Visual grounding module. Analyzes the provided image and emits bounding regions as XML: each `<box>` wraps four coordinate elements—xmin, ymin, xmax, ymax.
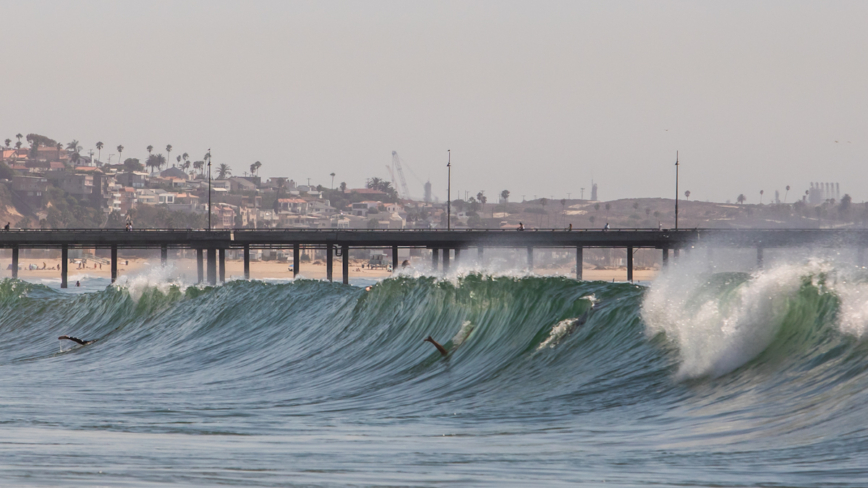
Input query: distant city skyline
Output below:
<box><xmin>2</xmin><ymin>1</ymin><xmax>866</xmax><ymax>203</ymax></box>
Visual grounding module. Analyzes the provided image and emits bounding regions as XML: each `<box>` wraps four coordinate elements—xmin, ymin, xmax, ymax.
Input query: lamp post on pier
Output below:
<box><xmin>447</xmin><ymin>150</ymin><xmax>451</xmax><ymax>230</ymax></box>
<box><xmin>207</xmin><ymin>149</ymin><xmax>212</xmax><ymax>231</ymax></box>
<box><xmin>674</xmin><ymin>151</ymin><xmax>679</xmax><ymax>230</ymax></box>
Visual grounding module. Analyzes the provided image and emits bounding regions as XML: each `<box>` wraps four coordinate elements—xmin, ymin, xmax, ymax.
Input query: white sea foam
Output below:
<box><xmin>112</xmin><ymin>262</ymin><xmax>189</xmax><ymax>301</ymax></box>
<box><xmin>451</xmin><ymin>320</ymin><xmax>475</xmax><ymax>347</ymax></box>
<box><xmin>828</xmin><ymin>277</ymin><xmax>868</xmax><ymax>339</ymax></box>
<box><xmin>643</xmin><ymin>252</ymin><xmax>831</xmax><ymax>379</ymax></box>
<box><xmin>538</xmin><ymin>318</ymin><xmax>579</xmax><ymax>350</ymax></box>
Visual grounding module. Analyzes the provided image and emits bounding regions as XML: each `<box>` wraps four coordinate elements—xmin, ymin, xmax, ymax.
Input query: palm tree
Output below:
<box><xmin>217</xmin><ymin>163</ymin><xmax>232</xmax><ymax>179</ymax></box>
<box><xmin>330</xmin><ymin>172</ymin><xmax>336</xmax><ymax>189</ymax></box>
<box><xmin>193</xmin><ymin>160</ymin><xmax>204</xmax><ymax>176</ymax></box>
<box><xmin>117</xmin><ymin>145</ymin><xmax>124</xmax><ymax>165</ymax></box>
<box><xmin>176</xmin><ymin>155</ymin><xmax>182</xmax><ymax>166</ymax></box>
<box><xmin>15</xmin><ymin>134</ymin><xmax>22</xmax><ymax>144</ymax></box>
<box><xmin>759</xmin><ymin>190</ymin><xmax>764</xmax><ymax>204</ymax></box>
<box><xmin>501</xmin><ymin>189</ymin><xmax>510</xmax><ymax>203</ymax></box>
<box><xmin>147</xmin><ymin>145</ymin><xmax>153</xmax><ymax>156</ymax></box>
<box><xmin>737</xmin><ymin>194</ymin><xmax>746</xmax><ymax>205</ymax></box>
<box><xmin>182</xmin><ymin>152</ymin><xmax>189</xmax><ymax>165</ymax></box>
<box><xmin>253</xmin><ymin>161</ymin><xmax>262</xmax><ymax>175</ymax></box>
<box><xmin>785</xmin><ymin>185</ymin><xmax>790</xmax><ymax>203</ymax></box>
<box><xmin>250</xmin><ymin>162</ymin><xmax>257</xmax><ymax>176</ymax></box>
<box><xmin>684</xmin><ymin>190</ymin><xmax>690</xmax><ymax>201</ymax></box>
<box><xmin>165</xmin><ymin>144</ymin><xmax>172</xmax><ymax>168</ymax></box>
<box><xmin>15</xmin><ymin>141</ymin><xmax>22</xmax><ymax>150</ymax></box>
<box><xmin>66</xmin><ymin>140</ymin><xmax>79</xmax><ymax>151</ymax></box>
<box><xmin>95</xmin><ymin>141</ymin><xmax>104</xmax><ymax>164</ymax></box>
<box><xmin>4</xmin><ymin>139</ymin><xmax>10</xmax><ymax>148</ymax></box>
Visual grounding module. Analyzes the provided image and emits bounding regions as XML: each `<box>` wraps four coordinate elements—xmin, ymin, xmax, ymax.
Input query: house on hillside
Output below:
<box><xmin>160</xmin><ymin>166</ymin><xmax>188</xmax><ymax>180</ymax></box>
<box><xmin>278</xmin><ymin>198</ymin><xmax>309</xmax><ymax>214</ymax></box>
<box><xmin>351</xmin><ymin>201</ymin><xmax>381</xmax><ymax>216</ymax></box>
<box><xmin>116</xmin><ymin>171</ymin><xmax>149</xmax><ymax>189</ymax></box>
<box><xmin>308</xmin><ymin>199</ymin><xmax>336</xmax><ymax>215</ymax></box>
<box><xmin>10</xmin><ymin>175</ymin><xmax>49</xmax><ymax>208</ymax></box>
<box><xmin>326</xmin><ymin>215</ymin><xmax>351</xmax><ymax>229</ymax></box>
<box><xmin>237</xmin><ymin>176</ymin><xmax>261</xmax><ymax>188</ymax></box>
<box><xmin>1</xmin><ymin>149</ymin><xmax>28</xmax><ymax>162</ymax></box>
<box><xmin>256</xmin><ymin>208</ymin><xmax>280</xmax><ymax>228</ymax></box>
<box><xmin>60</xmin><ymin>174</ymin><xmax>93</xmax><ymax>196</ymax></box>
<box><xmin>212</xmin><ymin>203</ymin><xmax>236</xmax><ymax>229</ymax></box>
<box><xmin>164</xmin><ymin>177</ymin><xmax>189</xmax><ymax>189</ymax></box>
<box><xmin>229</xmin><ymin>177</ymin><xmax>257</xmax><ymax>193</ymax></box>
<box><xmin>211</xmin><ymin>180</ymin><xmax>231</xmax><ymax>191</ymax></box>
<box><xmin>33</xmin><ymin>146</ymin><xmax>68</xmax><ymax>162</ymax></box>
<box><xmin>118</xmin><ymin>187</ymin><xmax>136</xmax><ymax>214</ymax></box>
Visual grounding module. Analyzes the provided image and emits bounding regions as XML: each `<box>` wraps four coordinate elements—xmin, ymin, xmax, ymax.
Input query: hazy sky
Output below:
<box><xmin>2</xmin><ymin>1</ymin><xmax>866</xmax><ymax>203</ymax></box>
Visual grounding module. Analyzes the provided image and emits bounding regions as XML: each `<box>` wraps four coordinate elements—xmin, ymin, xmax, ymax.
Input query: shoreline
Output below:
<box><xmin>3</xmin><ymin>257</ymin><xmax>659</xmax><ymax>284</ymax></box>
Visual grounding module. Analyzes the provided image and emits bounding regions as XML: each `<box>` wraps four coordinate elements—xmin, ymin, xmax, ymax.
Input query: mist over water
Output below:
<box><xmin>2</xmin><ymin>250</ymin><xmax>868</xmax><ymax>486</ymax></box>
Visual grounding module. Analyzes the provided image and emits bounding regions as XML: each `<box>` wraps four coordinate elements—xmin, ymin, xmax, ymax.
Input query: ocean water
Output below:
<box><xmin>2</xmin><ymin>257</ymin><xmax>868</xmax><ymax>487</ymax></box>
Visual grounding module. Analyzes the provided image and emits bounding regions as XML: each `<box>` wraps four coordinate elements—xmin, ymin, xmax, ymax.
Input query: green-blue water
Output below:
<box><xmin>2</xmin><ymin>263</ymin><xmax>868</xmax><ymax>486</ymax></box>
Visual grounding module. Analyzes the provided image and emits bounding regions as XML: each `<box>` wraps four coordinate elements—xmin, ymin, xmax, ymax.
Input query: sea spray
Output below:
<box><xmin>643</xmin><ymin>259</ymin><xmax>833</xmax><ymax>379</ymax></box>
<box><xmin>537</xmin><ymin>318</ymin><xmax>579</xmax><ymax>350</ymax></box>
<box><xmin>451</xmin><ymin>320</ymin><xmax>475</xmax><ymax>347</ymax></box>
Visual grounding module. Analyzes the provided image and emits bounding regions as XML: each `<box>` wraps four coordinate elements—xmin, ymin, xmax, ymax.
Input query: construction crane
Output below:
<box><xmin>391</xmin><ymin>151</ymin><xmax>412</xmax><ymax>201</ymax></box>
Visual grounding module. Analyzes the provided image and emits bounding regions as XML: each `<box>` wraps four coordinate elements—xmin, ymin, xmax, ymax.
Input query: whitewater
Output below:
<box><xmin>2</xmin><ymin>253</ymin><xmax>868</xmax><ymax>486</ymax></box>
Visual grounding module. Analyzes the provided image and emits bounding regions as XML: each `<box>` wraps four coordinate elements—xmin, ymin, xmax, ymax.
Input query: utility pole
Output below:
<box><xmin>675</xmin><ymin>151</ymin><xmax>679</xmax><ymax>230</ymax></box>
<box><xmin>580</xmin><ymin>188</ymin><xmax>584</xmax><ymax>200</ymax></box>
<box><xmin>207</xmin><ymin>149</ymin><xmax>212</xmax><ymax>231</ymax></box>
<box><xmin>447</xmin><ymin>150</ymin><xmax>451</xmax><ymax>230</ymax></box>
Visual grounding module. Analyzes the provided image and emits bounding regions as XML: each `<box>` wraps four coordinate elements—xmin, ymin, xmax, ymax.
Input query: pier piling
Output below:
<box><xmin>243</xmin><ymin>245</ymin><xmax>250</xmax><ymax>280</ymax></box>
<box><xmin>326</xmin><ymin>245</ymin><xmax>333</xmax><ymax>282</ymax></box>
<box><xmin>219</xmin><ymin>248</ymin><xmax>226</xmax><ymax>283</ymax></box>
<box><xmin>61</xmin><ymin>245</ymin><xmax>68</xmax><ymax>288</ymax></box>
<box><xmin>111</xmin><ymin>245</ymin><xmax>118</xmax><ymax>283</ymax></box>
<box><xmin>11</xmin><ymin>245</ymin><xmax>18</xmax><ymax>279</ymax></box>
<box><xmin>207</xmin><ymin>248</ymin><xmax>216</xmax><ymax>285</ymax></box>
<box><xmin>576</xmin><ymin>246</ymin><xmax>583</xmax><ymax>280</ymax></box>
<box><xmin>197</xmin><ymin>249</ymin><xmax>204</xmax><ymax>284</ymax></box>
<box><xmin>627</xmin><ymin>246</ymin><xmax>634</xmax><ymax>282</ymax></box>
<box><xmin>343</xmin><ymin>245</ymin><xmax>350</xmax><ymax>284</ymax></box>
<box><xmin>293</xmin><ymin>243</ymin><xmax>300</xmax><ymax>278</ymax></box>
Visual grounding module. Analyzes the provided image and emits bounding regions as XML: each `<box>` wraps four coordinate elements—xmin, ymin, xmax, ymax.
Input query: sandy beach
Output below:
<box><xmin>4</xmin><ymin>255</ymin><xmax>658</xmax><ymax>284</ymax></box>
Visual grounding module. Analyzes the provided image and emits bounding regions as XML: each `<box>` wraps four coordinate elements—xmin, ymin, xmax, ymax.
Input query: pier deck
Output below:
<box><xmin>1</xmin><ymin>228</ymin><xmax>865</xmax><ymax>287</ymax></box>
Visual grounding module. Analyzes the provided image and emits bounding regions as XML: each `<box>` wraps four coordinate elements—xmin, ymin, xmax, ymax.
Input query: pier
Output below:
<box><xmin>1</xmin><ymin>228</ymin><xmax>866</xmax><ymax>287</ymax></box>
